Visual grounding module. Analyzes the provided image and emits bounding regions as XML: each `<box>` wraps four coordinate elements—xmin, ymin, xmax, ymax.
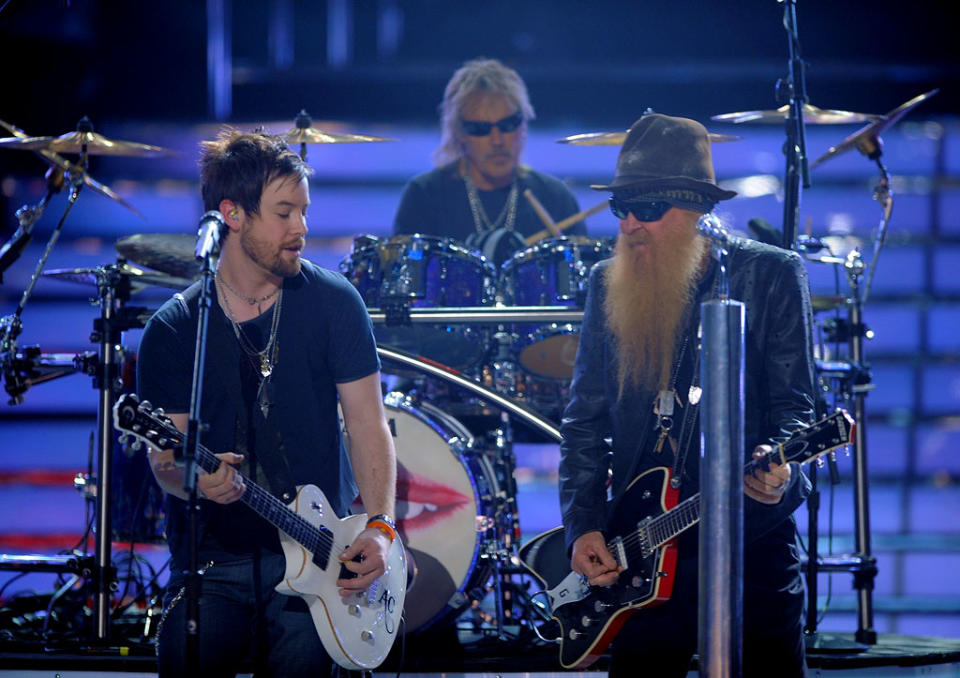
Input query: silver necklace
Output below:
<box><xmin>216</xmin><ymin>269</ymin><xmax>281</xmax><ymax>309</ymax></box>
<box><xmin>463</xmin><ymin>171</ymin><xmax>518</xmax><ymax>235</ymax></box>
<box><xmin>218</xmin><ymin>277</ymin><xmax>283</xmax><ymax>417</ymax></box>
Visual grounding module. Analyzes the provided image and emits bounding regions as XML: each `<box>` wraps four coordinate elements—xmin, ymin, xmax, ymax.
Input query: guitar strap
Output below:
<box><xmin>176</xmin><ymin>289</ymin><xmax>297</xmax><ymax>503</ymax></box>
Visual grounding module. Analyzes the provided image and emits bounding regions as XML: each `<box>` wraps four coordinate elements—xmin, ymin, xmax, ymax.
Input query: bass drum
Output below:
<box><xmin>354</xmin><ymin>392</ymin><xmax>503</xmax><ymax>632</ymax></box>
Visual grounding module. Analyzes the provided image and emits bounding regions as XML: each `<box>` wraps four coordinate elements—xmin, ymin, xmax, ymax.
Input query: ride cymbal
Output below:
<box><xmin>711</xmin><ymin>103</ymin><xmax>882</xmax><ymax>125</ymax></box>
<box><xmin>558</xmin><ymin>130</ymin><xmax>739</xmax><ymax>145</ymax></box>
<box><xmin>115</xmin><ymin>233</ymin><xmax>201</xmax><ymax>279</ymax></box>
<box><xmin>811</xmin><ymin>89</ymin><xmax>939</xmax><ymax>168</ymax></box>
<box><xmin>0</xmin><ymin>116</ymin><xmax>175</xmax><ymax>157</ymax></box>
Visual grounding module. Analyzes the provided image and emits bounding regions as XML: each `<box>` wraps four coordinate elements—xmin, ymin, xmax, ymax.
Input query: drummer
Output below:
<box><xmin>392</xmin><ymin>57</ymin><xmax>588</xmax><ymax>267</ymax></box>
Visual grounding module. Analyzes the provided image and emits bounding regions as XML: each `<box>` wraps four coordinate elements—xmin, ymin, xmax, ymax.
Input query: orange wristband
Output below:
<box><xmin>367</xmin><ymin>519</ymin><xmax>396</xmax><ymax>543</ymax></box>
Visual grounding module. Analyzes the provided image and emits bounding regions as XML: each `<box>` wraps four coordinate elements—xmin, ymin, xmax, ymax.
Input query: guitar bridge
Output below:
<box><xmin>610</xmin><ymin>536</ymin><xmax>628</xmax><ymax>570</ymax></box>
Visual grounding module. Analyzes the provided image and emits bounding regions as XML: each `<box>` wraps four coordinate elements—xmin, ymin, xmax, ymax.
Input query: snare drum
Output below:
<box><xmin>500</xmin><ymin>236</ymin><xmax>612</xmax><ymax>380</ymax></box>
<box><xmin>341</xmin><ymin>234</ymin><xmax>496</xmax><ymax>370</ymax></box>
<box><xmin>350</xmin><ymin>392</ymin><xmax>505</xmax><ymax>632</ymax></box>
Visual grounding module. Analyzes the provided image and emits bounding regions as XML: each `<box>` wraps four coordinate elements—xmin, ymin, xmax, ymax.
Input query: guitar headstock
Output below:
<box><xmin>778</xmin><ymin>409</ymin><xmax>855</xmax><ymax>467</ymax></box>
<box><xmin>113</xmin><ymin>393</ymin><xmax>181</xmax><ymax>452</ymax></box>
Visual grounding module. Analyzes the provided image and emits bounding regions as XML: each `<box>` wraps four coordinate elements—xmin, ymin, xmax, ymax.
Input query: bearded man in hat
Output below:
<box><xmin>558</xmin><ymin>114</ymin><xmax>816</xmax><ymax>676</ymax></box>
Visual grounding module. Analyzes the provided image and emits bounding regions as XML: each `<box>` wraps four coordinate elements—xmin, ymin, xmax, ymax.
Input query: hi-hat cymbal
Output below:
<box><xmin>711</xmin><ymin>103</ymin><xmax>882</xmax><ymax>125</ymax></box>
<box><xmin>115</xmin><ymin>233</ymin><xmax>201</xmax><ymax>279</ymax></box>
<box><xmin>0</xmin><ymin>119</ymin><xmax>145</xmax><ymax>218</ymax></box>
<box><xmin>43</xmin><ymin>263</ymin><xmax>193</xmax><ymax>292</ymax></box>
<box><xmin>558</xmin><ymin>130</ymin><xmax>740</xmax><ymax>145</ymax></box>
<box><xmin>811</xmin><ymin>89</ymin><xmax>939</xmax><ymax>169</ymax></box>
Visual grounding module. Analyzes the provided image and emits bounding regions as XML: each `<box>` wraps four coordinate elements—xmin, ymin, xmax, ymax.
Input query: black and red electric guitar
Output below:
<box><xmin>520</xmin><ymin>409</ymin><xmax>855</xmax><ymax>669</ymax></box>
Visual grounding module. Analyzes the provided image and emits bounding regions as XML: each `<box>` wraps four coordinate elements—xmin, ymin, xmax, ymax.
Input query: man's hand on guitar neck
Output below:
<box><xmin>337</xmin><ymin>528</ymin><xmax>392</xmax><ymax>597</ymax></box>
<box><xmin>744</xmin><ymin>444</ymin><xmax>791</xmax><ymax>505</ymax></box>
<box><xmin>571</xmin><ymin>530</ymin><xmax>623</xmax><ymax>587</ymax></box>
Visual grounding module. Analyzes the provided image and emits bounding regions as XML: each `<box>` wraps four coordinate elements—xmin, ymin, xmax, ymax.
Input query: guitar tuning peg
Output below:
<box><xmin>157</xmin><ymin>437</ymin><xmax>168</xmax><ymax>448</ymax></box>
<box><xmin>118</xmin><ymin>433</ymin><xmax>130</xmax><ymax>445</ymax></box>
<box><xmin>131</xmin><ymin>440</ymin><xmax>143</xmax><ymax>452</ymax></box>
<box><xmin>816</xmin><ymin>457</ymin><xmax>825</xmax><ymax>468</ymax></box>
<box><xmin>138</xmin><ymin>400</ymin><xmax>153</xmax><ymax>411</ymax></box>
<box><xmin>155</xmin><ymin>407</ymin><xmax>165</xmax><ymax>417</ymax></box>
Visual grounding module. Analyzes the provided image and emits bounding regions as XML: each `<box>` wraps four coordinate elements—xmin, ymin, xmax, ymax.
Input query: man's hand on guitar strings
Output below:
<box><xmin>198</xmin><ymin>452</ymin><xmax>246</xmax><ymax>504</ymax></box>
<box><xmin>744</xmin><ymin>444</ymin><xmax>791</xmax><ymax>505</ymax></box>
<box><xmin>571</xmin><ymin>530</ymin><xmax>622</xmax><ymax>587</ymax></box>
<box><xmin>337</xmin><ymin>527</ymin><xmax>391</xmax><ymax>597</ymax></box>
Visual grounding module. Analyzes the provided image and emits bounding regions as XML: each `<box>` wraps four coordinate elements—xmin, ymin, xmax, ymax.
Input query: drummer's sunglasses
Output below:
<box><xmin>460</xmin><ymin>111</ymin><xmax>525</xmax><ymax>136</ymax></box>
<box><xmin>609</xmin><ymin>197</ymin><xmax>673</xmax><ymax>222</ymax></box>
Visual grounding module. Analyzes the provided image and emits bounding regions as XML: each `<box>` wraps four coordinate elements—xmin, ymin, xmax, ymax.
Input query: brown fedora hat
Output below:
<box><xmin>591</xmin><ymin>114</ymin><xmax>736</xmax><ymax>206</ymax></box>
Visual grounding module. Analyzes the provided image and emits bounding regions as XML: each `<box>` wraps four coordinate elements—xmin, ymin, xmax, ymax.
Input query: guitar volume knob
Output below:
<box><xmin>360</xmin><ymin>630</ymin><xmax>375</xmax><ymax>642</ymax></box>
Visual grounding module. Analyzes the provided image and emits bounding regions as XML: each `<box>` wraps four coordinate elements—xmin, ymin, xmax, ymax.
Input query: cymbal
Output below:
<box><xmin>115</xmin><ymin>233</ymin><xmax>201</xmax><ymax>279</ymax></box>
<box><xmin>710</xmin><ymin>103</ymin><xmax>882</xmax><ymax>125</ymax></box>
<box><xmin>43</xmin><ymin>263</ymin><xmax>194</xmax><ymax>291</ymax></box>
<box><xmin>557</xmin><ymin>131</ymin><xmax>740</xmax><ymax>145</ymax></box>
<box><xmin>0</xmin><ymin>119</ymin><xmax>145</xmax><ymax>218</ymax></box>
<box><xmin>0</xmin><ymin>120</ymin><xmax>175</xmax><ymax>157</ymax></box>
<box><xmin>811</xmin><ymin>89</ymin><xmax>939</xmax><ymax>168</ymax></box>
<box><xmin>283</xmin><ymin>127</ymin><xmax>395</xmax><ymax>145</ymax></box>
<box><xmin>811</xmin><ymin>295</ymin><xmax>849</xmax><ymax>312</ymax></box>
<box><xmin>282</xmin><ymin>109</ymin><xmax>395</xmax><ymax>145</ymax></box>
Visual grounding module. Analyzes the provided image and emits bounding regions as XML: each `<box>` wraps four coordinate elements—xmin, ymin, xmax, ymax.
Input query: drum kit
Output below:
<box><xmin>0</xmin><ymin>81</ymin><xmax>940</xmax><ymax>650</ymax></box>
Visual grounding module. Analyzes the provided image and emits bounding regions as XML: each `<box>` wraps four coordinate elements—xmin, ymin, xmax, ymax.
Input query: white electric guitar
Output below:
<box><xmin>113</xmin><ymin>393</ymin><xmax>406</xmax><ymax>671</ymax></box>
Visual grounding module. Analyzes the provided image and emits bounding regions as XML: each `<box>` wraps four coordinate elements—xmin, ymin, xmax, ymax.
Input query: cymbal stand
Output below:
<box><xmin>801</xmin><ymin>249</ymin><xmax>878</xmax><ymax>647</ymax></box>
<box><xmin>778</xmin><ymin>0</ymin><xmax>812</xmax><ymax>249</ymax></box>
<box><xmin>861</xmin><ymin>154</ymin><xmax>894</xmax><ymax>305</ymax></box>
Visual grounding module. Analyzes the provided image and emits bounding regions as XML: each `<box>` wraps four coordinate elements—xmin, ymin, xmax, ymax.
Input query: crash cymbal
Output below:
<box><xmin>0</xmin><ymin>119</ymin><xmax>146</xmax><ymax>218</ymax></box>
<box><xmin>283</xmin><ymin>127</ymin><xmax>396</xmax><ymax>145</ymax></box>
<box><xmin>811</xmin><ymin>89</ymin><xmax>939</xmax><ymax>168</ymax></box>
<box><xmin>557</xmin><ymin>130</ymin><xmax>740</xmax><ymax>145</ymax></box>
<box><xmin>115</xmin><ymin>233</ymin><xmax>201</xmax><ymax>279</ymax></box>
<box><xmin>282</xmin><ymin>109</ymin><xmax>395</xmax><ymax>145</ymax></box>
<box><xmin>711</xmin><ymin>103</ymin><xmax>882</xmax><ymax>125</ymax></box>
<box><xmin>0</xmin><ymin>117</ymin><xmax>175</xmax><ymax>157</ymax></box>
<box><xmin>43</xmin><ymin>263</ymin><xmax>194</xmax><ymax>291</ymax></box>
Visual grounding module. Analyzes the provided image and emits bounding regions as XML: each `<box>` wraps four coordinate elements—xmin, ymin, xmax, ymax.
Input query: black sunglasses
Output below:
<box><xmin>608</xmin><ymin>197</ymin><xmax>673</xmax><ymax>222</ymax></box>
<box><xmin>460</xmin><ymin>111</ymin><xmax>524</xmax><ymax>137</ymax></box>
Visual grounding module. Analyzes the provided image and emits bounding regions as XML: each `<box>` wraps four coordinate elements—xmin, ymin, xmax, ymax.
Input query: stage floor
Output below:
<box><xmin>1</xmin><ymin>633</ymin><xmax>959</xmax><ymax>677</ymax></box>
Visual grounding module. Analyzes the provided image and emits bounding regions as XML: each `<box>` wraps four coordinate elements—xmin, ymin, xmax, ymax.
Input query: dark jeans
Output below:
<box><xmin>156</xmin><ymin>551</ymin><xmax>334</xmax><ymax>678</ymax></box>
<box><xmin>610</xmin><ymin>522</ymin><xmax>807</xmax><ymax>678</ymax></box>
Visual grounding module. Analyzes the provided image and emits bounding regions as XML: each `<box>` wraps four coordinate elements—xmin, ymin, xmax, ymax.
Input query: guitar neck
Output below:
<box><xmin>185</xmin><ymin>436</ymin><xmax>335</xmax><ymax>565</ymax></box>
<box><xmin>634</xmin><ymin>429</ymin><xmax>830</xmax><ymax>553</ymax></box>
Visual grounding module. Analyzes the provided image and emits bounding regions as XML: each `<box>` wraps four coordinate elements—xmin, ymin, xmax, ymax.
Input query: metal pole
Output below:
<box><xmin>848</xmin><ymin>294</ymin><xmax>878</xmax><ymax>644</ymax></box>
<box><xmin>93</xmin><ymin>283</ymin><xmax>119</xmax><ymax>640</ymax></box>
<box><xmin>698</xmin><ymin>299</ymin><xmax>745</xmax><ymax>678</ymax></box>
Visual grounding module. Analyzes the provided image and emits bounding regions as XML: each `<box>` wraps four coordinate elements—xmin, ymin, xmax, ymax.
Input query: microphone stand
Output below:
<box><xmin>778</xmin><ymin>0</ymin><xmax>811</xmax><ymax>250</ymax></box>
<box><xmin>180</xmin><ymin>218</ymin><xmax>223</xmax><ymax>667</ymax></box>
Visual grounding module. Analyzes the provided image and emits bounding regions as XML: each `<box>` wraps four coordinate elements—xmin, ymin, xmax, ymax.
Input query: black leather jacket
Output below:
<box><xmin>558</xmin><ymin>237</ymin><xmax>816</xmax><ymax>552</ymax></box>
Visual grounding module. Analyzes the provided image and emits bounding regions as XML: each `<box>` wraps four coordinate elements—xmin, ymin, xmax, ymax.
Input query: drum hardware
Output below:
<box><xmin>810</xmin><ymin>88</ymin><xmax>938</xmax><ymax>305</ymax></box>
<box><xmin>281</xmin><ymin>109</ymin><xmax>395</xmax><ymax>160</ymax></box>
<box><xmin>368</xmin><ymin>305</ymin><xmax>583</xmax><ymax>325</ymax></box>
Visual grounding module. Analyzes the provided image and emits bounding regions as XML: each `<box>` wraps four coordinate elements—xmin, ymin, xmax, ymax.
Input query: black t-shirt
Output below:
<box><xmin>137</xmin><ymin>260</ymin><xmax>380</xmax><ymax>565</ymax></box>
<box><xmin>392</xmin><ymin>162</ymin><xmax>588</xmax><ymax>252</ymax></box>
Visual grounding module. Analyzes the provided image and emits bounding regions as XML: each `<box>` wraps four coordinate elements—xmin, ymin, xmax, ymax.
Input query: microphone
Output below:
<box><xmin>696</xmin><ymin>213</ymin><xmax>732</xmax><ymax>246</ymax></box>
<box><xmin>195</xmin><ymin>210</ymin><xmax>226</xmax><ymax>260</ymax></box>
